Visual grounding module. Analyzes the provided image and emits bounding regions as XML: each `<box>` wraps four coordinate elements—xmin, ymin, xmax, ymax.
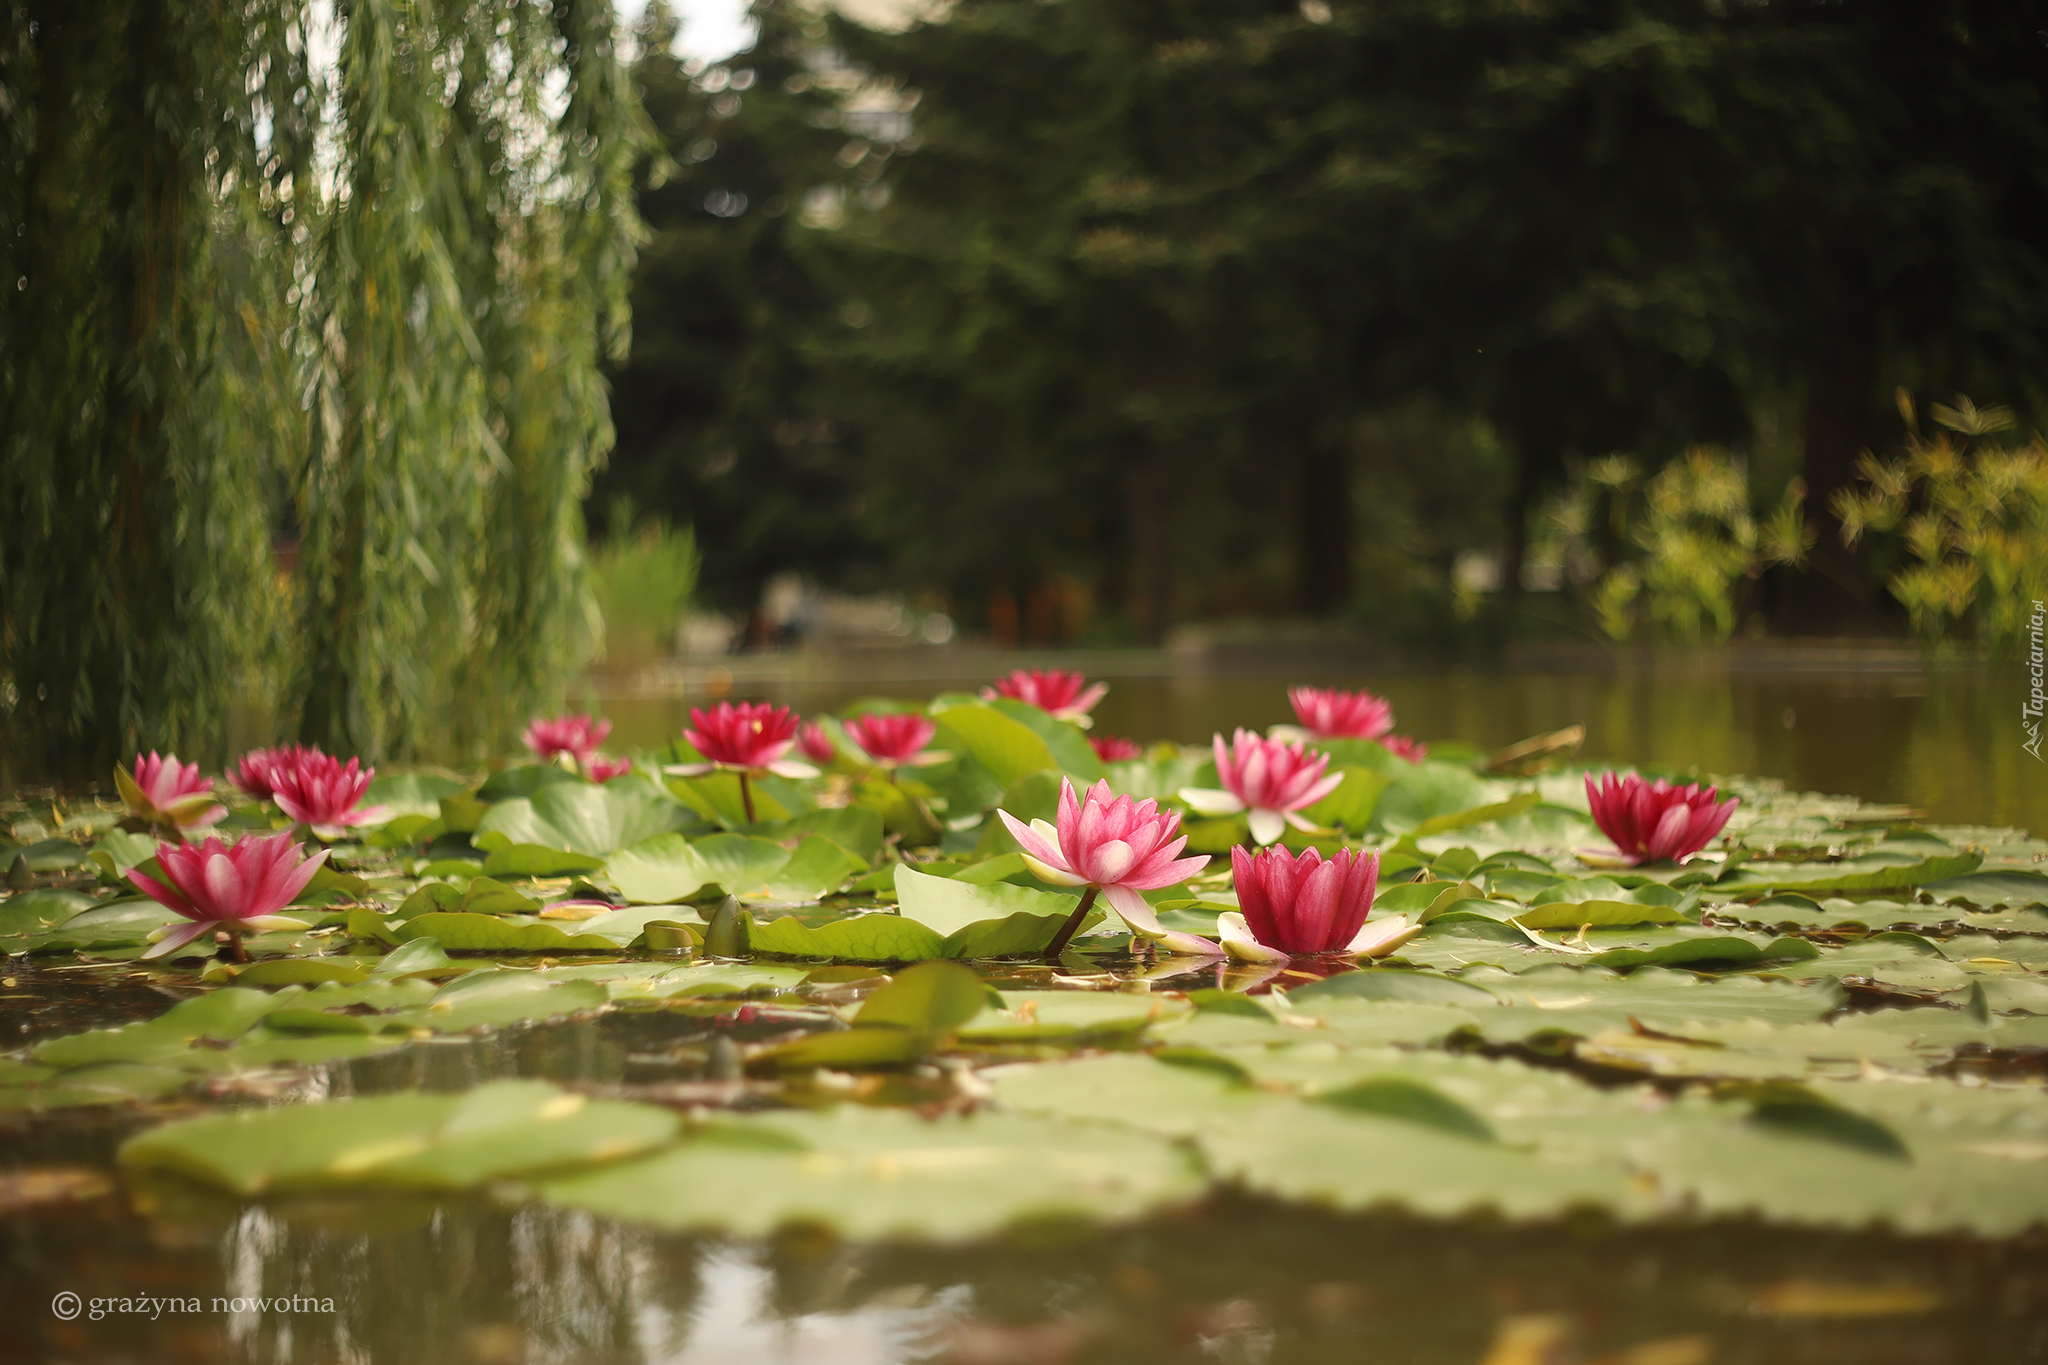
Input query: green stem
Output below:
<box><xmin>1045</xmin><ymin>885</ymin><xmax>1100</xmax><ymax>959</ymax></box>
<box><xmin>739</xmin><ymin>771</ymin><xmax>757</xmax><ymax>825</ymax></box>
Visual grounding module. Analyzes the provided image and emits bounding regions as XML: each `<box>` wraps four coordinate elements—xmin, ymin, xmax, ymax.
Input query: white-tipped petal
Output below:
<box><xmin>1217</xmin><ymin>911</ymin><xmax>1290</xmax><ymax>964</ymax></box>
<box><xmin>241</xmin><ymin>915</ymin><xmax>312</xmax><ymax>932</ymax></box>
<box><xmin>141</xmin><ymin>920</ymin><xmax>217</xmax><ymax>959</ymax></box>
<box><xmin>1178</xmin><ymin>787</ymin><xmax>1246</xmax><ymax>817</ymax></box>
<box><xmin>1101</xmin><ymin>883</ymin><xmax>1164</xmax><ymax>935</ymax></box>
<box><xmin>1345</xmin><ymin>915</ymin><xmax>1421</xmax><ymax>958</ymax></box>
<box><xmin>767</xmin><ymin>760</ymin><xmax>821</xmax><ymax>779</ymax></box>
<box><xmin>1282</xmin><ymin>809</ymin><xmax>1330</xmax><ymax>834</ymax></box>
<box><xmin>1247</xmin><ymin>808</ymin><xmax>1287</xmax><ymax>846</ymax></box>
<box><xmin>1020</xmin><ymin>853</ymin><xmax>1087</xmax><ymax>886</ymax></box>
<box><xmin>1150</xmin><ymin>930</ymin><xmax>1227</xmax><ymax>958</ymax></box>
<box><xmin>662</xmin><ymin>763</ymin><xmax>716</xmax><ymax>777</ymax></box>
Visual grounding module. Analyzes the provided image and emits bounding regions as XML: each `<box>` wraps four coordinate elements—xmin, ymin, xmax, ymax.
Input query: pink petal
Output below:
<box><xmin>141</xmin><ymin>920</ymin><xmax>218</xmax><ymax>960</ymax></box>
<box><xmin>998</xmin><ymin>809</ymin><xmax>1073</xmax><ymax>876</ymax></box>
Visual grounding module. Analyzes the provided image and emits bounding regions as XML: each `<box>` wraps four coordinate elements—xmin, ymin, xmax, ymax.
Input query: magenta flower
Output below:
<box><xmin>998</xmin><ymin>777</ymin><xmax>1212</xmax><ymax>955</ymax></box>
<box><xmin>1090</xmin><ymin>734</ymin><xmax>1143</xmax><ymax>763</ymax></box>
<box><xmin>1179</xmin><ymin>730</ymin><xmax>1345</xmax><ymax>846</ymax></box>
<box><xmin>1218</xmin><ymin>845</ymin><xmax>1416</xmax><ymax>963</ymax></box>
<box><xmin>981</xmin><ymin>669</ymin><xmax>1108</xmax><ymax>728</ymax></box>
<box><xmin>226</xmin><ymin>745</ymin><xmax>314</xmax><ymax>801</ymax></box>
<box><xmin>587</xmin><ymin>756</ymin><xmax>634</xmax><ymax>783</ymax></box>
<box><xmin>1585</xmin><ymin>771</ymin><xmax>1738</xmax><ymax>865</ymax></box>
<box><xmin>126</xmin><ymin>831</ymin><xmax>326</xmax><ymax>960</ymax></box>
<box><xmin>525</xmin><ymin>713</ymin><xmax>612</xmax><ymax>768</ymax></box>
<box><xmin>796</xmin><ymin>721</ymin><xmax>838</xmax><ymax>766</ymax></box>
<box><xmin>116</xmin><ymin>752</ymin><xmax>226</xmax><ymax>836</ymax></box>
<box><xmin>667</xmin><ymin>702</ymin><xmax>818</xmax><ymax>778</ymax></box>
<box><xmin>1381</xmin><ymin>734</ymin><xmax>1429</xmax><ymax>764</ymax></box>
<box><xmin>842</xmin><ymin>713</ymin><xmax>947</xmax><ymax>769</ymax></box>
<box><xmin>1288</xmin><ymin>686</ymin><xmax>1395</xmax><ymax>742</ymax></box>
<box><xmin>664</xmin><ymin>701</ymin><xmax>819</xmax><ymax>824</ymax></box>
<box><xmin>270</xmin><ymin>752</ymin><xmax>388</xmax><ymax>840</ymax></box>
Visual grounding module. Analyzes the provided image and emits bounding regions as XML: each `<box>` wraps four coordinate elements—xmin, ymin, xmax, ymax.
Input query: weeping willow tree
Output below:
<box><xmin>1</xmin><ymin>0</ymin><xmax>644</xmax><ymax>779</ymax></box>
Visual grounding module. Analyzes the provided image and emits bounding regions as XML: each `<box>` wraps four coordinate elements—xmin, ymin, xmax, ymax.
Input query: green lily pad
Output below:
<box><xmin>394</xmin><ymin>913</ymin><xmax>617</xmax><ymax>953</ymax></box>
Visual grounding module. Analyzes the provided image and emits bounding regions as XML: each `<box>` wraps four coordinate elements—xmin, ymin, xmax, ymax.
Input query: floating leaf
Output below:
<box><xmin>481</xmin><ymin>845</ymin><xmax>607</xmax><ymax>878</ymax></box>
<box><xmin>394</xmin><ymin>913</ymin><xmax>617</xmax><ymax>953</ymax></box>
<box><xmin>477</xmin><ymin>782</ymin><xmax>689</xmax><ymax>856</ymax></box>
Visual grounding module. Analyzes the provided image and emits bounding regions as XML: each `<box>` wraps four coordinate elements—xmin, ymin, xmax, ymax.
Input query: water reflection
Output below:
<box><xmin>603</xmin><ymin>660</ymin><xmax>2045</xmax><ymax>834</ymax></box>
<box><xmin>14</xmin><ymin>1184</ymin><xmax>2047</xmax><ymax>1364</ymax></box>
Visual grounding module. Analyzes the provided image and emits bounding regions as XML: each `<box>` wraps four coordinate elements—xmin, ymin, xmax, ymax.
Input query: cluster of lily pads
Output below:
<box><xmin>4</xmin><ymin>672</ymin><xmax>2047</xmax><ymax>1243</ymax></box>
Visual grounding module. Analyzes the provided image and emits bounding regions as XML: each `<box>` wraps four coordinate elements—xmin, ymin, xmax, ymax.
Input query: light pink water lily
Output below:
<box><xmin>981</xmin><ymin>669</ymin><xmax>1108</xmax><ymax>727</ymax></box>
<box><xmin>1381</xmin><ymin>734</ymin><xmax>1429</xmax><ymax>763</ymax></box>
<box><xmin>1179</xmin><ymin>730</ymin><xmax>1344</xmax><ymax>846</ymax></box>
<box><xmin>1216</xmin><ymin>845</ymin><xmax>1417</xmax><ymax>963</ymax></box>
<box><xmin>116</xmin><ymin>752</ymin><xmax>226</xmax><ymax>836</ymax></box>
<box><xmin>997</xmin><ymin>777</ymin><xmax>1213</xmax><ymax>955</ymax></box>
<box><xmin>226</xmin><ymin>744</ymin><xmax>314</xmax><ymax>801</ymax></box>
<box><xmin>842</xmin><ymin>713</ymin><xmax>947</xmax><ymax>769</ymax></box>
<box><xmin>1090</xmin><ymin>734</ymin><xmax>1142</xmax><ymax>763</ymax></box>
<box><xmin>126</xmin><ymin>831</ymin><xmax>325</xmax><ymax>960</ymax></box>
<box><xmin>796</xmin><ymin>721</ymin><xmax>838</xmax><ymax>766</ymax></box>
<box><xmin>525</xmin><ymin>713</ymin><xmax>613</xmax><ymax>770</ymax></box>
<box><xmin>1287</xmin><ymin>686</ymin><xmax>1395</xmax><ymax>742</ymax></box>
<box><xmin>1586</xmin><ymin>771</ymin><xmax>1738</xmax><ymax>865</ymax></box>
<box><xmin>271</xmin><ymin>752</ymin><xmax>388</xmax><ymax>840</ymax></box>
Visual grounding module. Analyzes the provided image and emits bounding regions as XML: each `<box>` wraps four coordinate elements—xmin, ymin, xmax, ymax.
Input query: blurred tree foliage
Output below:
<box><xmin>606</xmin><ymin>0</ymin><xmax>2048</xmax><ymax>643</ymax></box>
<box><xmin>2</xmin><ymin>0</ymin><xmax>644</xmax><ymax>777</ymax></box>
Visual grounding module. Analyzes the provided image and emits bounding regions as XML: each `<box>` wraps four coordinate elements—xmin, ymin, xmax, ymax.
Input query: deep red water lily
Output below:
<box><xmin>1288</xmin><ymin>686</ymin><xmax>1395</xmax><ymax>742</ymax></box>
<box><xmin>1180</xmin><ymin>730</ymin><xmax>1344</xmax><ymax>846</ymax></box>
<box><xmin>981</xmin><ymin>669</ymin><xmax>1108</xmax><ymax>726</ymax></box>
<box><xmin>1585</xmin><ymin>771</ymin><xmax>1738</xmax><ymax>864</ymax></box>
<box><xmin>842</xmin><ymin>713</ymin><xmax>944</xmax><ymax>768</ymax></box>
<box><xmin>525</xmin><ymin>713</ymin><xmax>612</xmax><ymax>766</ymax></box>
<box><xmin>998</xmin><ymin>777</ymin><xmax>1212</xmax><ymax>955</ymax></box>
<box><xmin>1090</xmin><ymin>734</ymin><xmax>1143</xmax><ymax>763</ymax></box>
<box><xmin>271</xmin><ymin>752</ymin><xmax>388</xmax><ymax>840</ymax></box>
<box><xmin>116</xmin><ymin>752</ymin><xmax>226</xmax><ymax>835</ymax></box>
<box><xmin>1222</xmin><ymin>844</ymin><xmax>1410</xmax><ymax>960</ymax></box>
<box><xmin>127</xmin><ymin>831</ymin><xmax>325</xmax><ymax>960</ymax></box>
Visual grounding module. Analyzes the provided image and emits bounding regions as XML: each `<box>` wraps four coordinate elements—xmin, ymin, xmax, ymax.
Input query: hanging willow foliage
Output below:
<box><xmin>1</xmin><ymin>0</ymin><xmax>646</xmax><ymax>780</ymax></box>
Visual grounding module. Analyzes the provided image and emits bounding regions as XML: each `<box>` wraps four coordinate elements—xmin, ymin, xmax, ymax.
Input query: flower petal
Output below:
<box><xmin>1178</xmin><ymin>787</ymin><xmax>1245</xmax><ymax>817</ymax></box>
<box><xmin>1247</xmin><ymin>808</ymin><xmax>1287</xmax><ymax>847</ymax></box>
<box><xmin>141</xmin><ymin>920</ymin><xmax>217</xmax><ymax>960</ymax></box>
<box><xmin>1345</xmin><ymin>915</ymin><xmax>1421</xmax><ymax>958</ymax></box>
<box><xmin>1101</xmin><ymin>884</ymin><xmax>1164</xmax><ymax>936</ymax></box>
<box><xmin>1217</xmin><ymin>911</ymin><xmax>1290</xmax><ymax>964</ymax></box>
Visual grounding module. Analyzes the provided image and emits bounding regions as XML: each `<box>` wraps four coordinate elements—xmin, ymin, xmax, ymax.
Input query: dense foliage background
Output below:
<box><xmin>601</xmin><ymin>0</ymin><xmax>2048</xmax><ymax>642</ymax></box>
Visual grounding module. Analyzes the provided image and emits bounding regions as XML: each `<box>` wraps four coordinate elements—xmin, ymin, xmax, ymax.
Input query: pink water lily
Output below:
<box><xmin>587</xmin><ymin>756</ymin><xmax>634</xmax><ymax>783</ymax></box>
<box><xmin>1381</xmin><ymin>734</ymin><xmax>1429</xmax><ymax>764</ymax></box>
<box><xmin>1585</xmin><ymin>771</ymin><xmax>1738</xmax><ymax>865</ymax></box>
<box><xmin>664</xmin><ymin>701</ymin><xmax>819</xmax><ymax>824</ymax></box>
<box><xmin>116</xmin><ymin>752</ymin><xmax>226</xmax><ymax>837</ymax></box>
<box><xmin>998</xmin><ymin>778</ymin><xmax>1213</xmax><ymax>956</ymax></box>
<box><xmin>842</xmin><ymin>713</ymin><xmax>947</xmax><ymax>769</ymax></box>
<box><xmin>525</xmin><ymin>713</ymin><xmax>613</xmax><ymax>773</ymax></box>
<box><xmin>226</xmin><ymin>745</ymin><xmax>314</xmax><ymax>801</ymax></box>
<box><xmin>126</xmin><ymin>831</ymin><xmax>325</xmax><ymax>961</ymax></box>
<box><xmin>1090</xmin><ymin>734</ymin><xmax>1143</xmax><ymax>763</ymax></box>
<box><xmin>796</xmin><ymin>720</ymin><xmax>838</xmax><ymax>766</ymax></box>
<box><xmin>1288</xmin><ymin>686</ymin><xmax>1395</xmax><ymax>742</ymax></box>
<box><xmin>981</xmin><ymin>669</ymin><xmax>1108</xmax><ymax>727</ymax></box>
<box><xmin>1217</xmin><ymin>845</ymin><xmax>1416</xmax><ymax>963</ymax></box>
<box><xmin>1179</xmin><ymin>730</ymin><xmax>1344</xmax><ymax>846</ymax></box>
<box><xmin>271</xmin><ymin>752</ymin><xmax>388</xmax><ymax>840</ymax></box>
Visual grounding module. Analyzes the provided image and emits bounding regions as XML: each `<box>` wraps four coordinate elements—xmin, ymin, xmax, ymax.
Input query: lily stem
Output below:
<box><xmin>1044</xmin><ymin>885</ymin><xmax>1099</xmax><ymax>960</ymax></box>
<box><xmin>738</xmin><ymin>772</ymin><xmax>757</xmax><ymax>825</ymax></box>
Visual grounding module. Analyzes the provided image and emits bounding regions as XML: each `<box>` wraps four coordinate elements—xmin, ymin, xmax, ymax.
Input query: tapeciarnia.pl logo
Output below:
<box><xmin>2026</xmin><ymin>599</ymin><xmax>2044</xmax><ymax>762</ymax></box>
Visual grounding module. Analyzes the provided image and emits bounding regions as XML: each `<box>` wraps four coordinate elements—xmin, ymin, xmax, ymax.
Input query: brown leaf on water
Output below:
<box><xmin>0</xmin><ymin>1166</ymin><xmax>113</xmax><ymax>1212</ymax></box>
<box><xmin>1747</xmin><ymin>1280</ymin><xmax>1940</xmax><ymax>1317</ymax></box>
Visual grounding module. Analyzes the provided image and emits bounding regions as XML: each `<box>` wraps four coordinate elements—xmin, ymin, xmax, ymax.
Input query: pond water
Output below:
<box><xmin>10</xmin><ymin>991</ymin><xmax>2046</xmax><ymax>1365</ymax></box>
<box><xmin>601</xmin><ymin>654</ymin><xmax>2046</xmax><ymax>835</ymax></box>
